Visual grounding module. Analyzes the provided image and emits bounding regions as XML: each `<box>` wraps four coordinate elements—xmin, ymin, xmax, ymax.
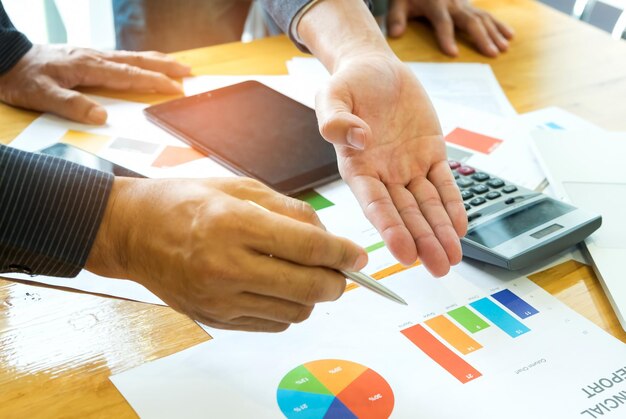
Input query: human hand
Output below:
<box><xmin>387</xmin><ymin>0</ymin><xmax>514</xmax><ymax>57</ymax></box>
<box><xmin>0</xmin><ymin>44</ymin><xmax>191</xmax><ymax>124</ymax></box>
<box><xmin>86</xmin><ymin>177</ymin><xmax>367</xmax><ymax>332</ymax></box>
<box><xmin>315</xmin><ymin>53</ymin><xmax>467</xmax><ymax>277</ymax></box>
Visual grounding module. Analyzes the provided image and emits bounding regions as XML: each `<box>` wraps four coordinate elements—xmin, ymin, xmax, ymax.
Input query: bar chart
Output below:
<box><xmin>401</xmin><ymin>288</ymin><xmax>538</xmax><ymax>383</ymax></box>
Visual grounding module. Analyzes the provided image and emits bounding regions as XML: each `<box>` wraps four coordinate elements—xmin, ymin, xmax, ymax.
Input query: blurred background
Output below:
<box><xmin>4</xmin><ymin>0</ymin><xmax>625</xmax><ymax>50</ymax></box>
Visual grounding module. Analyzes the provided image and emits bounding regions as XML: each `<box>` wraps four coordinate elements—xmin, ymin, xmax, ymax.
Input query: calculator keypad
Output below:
<box><xmin>449</xmin><ymin>160</ymin><xmax>526</xmax><ymax>222</ymax></box>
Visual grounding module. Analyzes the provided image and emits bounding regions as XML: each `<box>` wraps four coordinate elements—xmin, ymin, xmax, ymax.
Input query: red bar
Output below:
<box><xmin>401</xmin><ymin>324</ymin><xmax>482</xmax><ymax>384</ymax></box>
<box><xmin>445</xmin><ymin>128</ymin><xmax>503</xmax><ymax>154</ymax></box>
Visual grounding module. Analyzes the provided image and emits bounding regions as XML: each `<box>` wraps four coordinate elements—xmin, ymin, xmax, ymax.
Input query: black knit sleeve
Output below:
<box><xmin>0</xmin><ymin>145</ymin><xmax>114</xmax><ymax>277</ymax></box>
<box><xmin>0</xmin><ymin>2</ymin><xmax>33</xmax><ymax>75</ymax></box>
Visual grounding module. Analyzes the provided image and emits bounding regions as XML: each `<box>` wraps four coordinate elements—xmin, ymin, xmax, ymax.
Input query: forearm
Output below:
<box><xmin>298</xmin><ymin>0</ymin><xmax>394</xmax><ymax>73</ymax></box>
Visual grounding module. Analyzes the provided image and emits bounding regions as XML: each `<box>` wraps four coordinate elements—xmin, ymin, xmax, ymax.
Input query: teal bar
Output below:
<box><xmin>470</xmin><ymin>298</ymin><xmax>530</xmax><ymax>338</ymax></box>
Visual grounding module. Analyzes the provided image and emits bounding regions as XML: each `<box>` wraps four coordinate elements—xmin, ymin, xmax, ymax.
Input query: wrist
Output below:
<box><xmin>85</xmin><ymin>176</ymin><xmax>139</xmax><ymax>279</ymax></box>
<box><xmin>298</xmin><ymin>0</ymin><xmax>394</xmax><ymax>73</ymax></box>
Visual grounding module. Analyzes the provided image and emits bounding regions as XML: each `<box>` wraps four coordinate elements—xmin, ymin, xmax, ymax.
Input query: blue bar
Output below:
<box><xmin>470</xmin><ymin>298</ymin><xmax>530</xmax><ymax>338</ymax></box>
<box><xmin>545</xmin><ymin>121</ymin><xmax>564</xmax><ymax>130</ymax></box>
<box><xmin>491</xmin><ymin>289</ymin><xmax>539</xmax><ymax>319</ymax></box>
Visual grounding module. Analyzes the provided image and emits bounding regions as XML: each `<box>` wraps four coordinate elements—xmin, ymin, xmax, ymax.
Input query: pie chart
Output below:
<box><xmin>276</xmin><ymin>359</ymin><xmax>394</xmax><ymax>418</ymax></box>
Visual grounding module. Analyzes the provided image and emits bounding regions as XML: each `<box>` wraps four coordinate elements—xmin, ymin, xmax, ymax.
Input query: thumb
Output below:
<box><xmin>44</xmin><ymin>85</ymin><xmax>108</xmax><ymax>125</ymax></box>
<box><xmin>314</xmin><ymin>81</ymin><xmax>371</xmax><ymax>150</ymax></box>
<box><xmin>387</xmin><ymin>0</ymin><xmax>409</xmax><ymax>38</ymax></box>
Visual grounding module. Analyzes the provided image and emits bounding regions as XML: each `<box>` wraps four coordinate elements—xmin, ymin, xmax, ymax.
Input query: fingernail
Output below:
<box><xmin>347</xmin><ymin>127</ymin><xmax>365</xmax><ymax>149</ymax></box>
<box><xmin>86</xmin><ymin>107</ymin><xmax>107</xmax><ymax>125</ymax></box>
<box><xmin>353</xmin><ymin>253</ymin><xmax>368</xmax><ymax>271</ymax></box>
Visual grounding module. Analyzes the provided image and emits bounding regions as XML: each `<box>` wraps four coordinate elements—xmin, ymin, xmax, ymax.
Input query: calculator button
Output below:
<box><xmin>471</xmin><ymin>172</ymin><xmax>490</xmax><ymax>182</ymax></box>
<box><xmin>453</xmin><ymin>172</ymin><xmax>460</xmax><ymax>179</ymax></box>
<box><xmin>456</xmin><ymin>178</ymin><xmax>474</xmax><ymax>188</ymax></box>
<box><xmin>487</xmin><ymin>179</ymin><xmax>505</xmax><ymax>188</ymax></box>
<box><xmin>502</xmin><ymin>185</ymin><xmax>518</xmax><ymax>193</ymax></box>
<box><xmin>461</xmin><ymin>190</ymin><xmax>474</xmax><ymax>200</ymax></box>
<box><xmin>505</xmin><ymin>198</ymin><xmax>515</xmax><ymax>204</ymax></box>
<box><xmin>486</xmin><ymin>191</ymin><xmax>501</xmax><ymax>200</ymax></box>
<box><xmin>469</xmin><ymin>197</ymin><xmax>486</xmax><ymax>206</ymax></box>
<box><xmin>470</xmin><ymin>184</ymin><xmax>489</xmax><ymax>195</ymax></box>
<box><xmin>464</xmin><ymin>203</ymin><xmax>471</xmax><ymax>211</ymax></box>
<box><xmin>448</xmin><ymin>160</ymin><xmax>461</xmax><ymax>170</ymax></box>
<box><xmin>457</xmin><ymin>166</ymin><xmax>475</xmax><ymax>176</ymax></box>
<box><xmin>468</xmin><ymin>213</ymin><xmax>482</xmax><ymax>222</ymax></box>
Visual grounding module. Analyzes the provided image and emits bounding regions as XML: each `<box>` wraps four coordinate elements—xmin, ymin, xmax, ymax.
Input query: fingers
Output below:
<box><xmin>479</xmin><ymin>14</ymin><xmax>510</xmax><ymax>52</ymax></box>
<box><xmin>452</xmin><ymin>9</ymin><xmax>512</xmax><ymax>57</ymax></box>
<box><xmin>101</xmin><ymin>50</ymin><xmax>192</xmax><ymax>78</ymax></box>
<box><xmin>315</xmin><ymin>81</ymin><xmax>372</xmax><ymax>150</ymax></box>
<box><xmin>427</xmin><ymin>161</ymin><xmax>468</xmax><ymax>237</ymax></box>
<box><xmin>38</xmin><ymin>84</ymin><xmax>108</xmax><ymax>125</ymax></box>
<box><xmin>248</xmin><ymin>209</ymin><xmax>367</xmax><ymax>272</ymax></box>
<box><xmin>77</xmin><ymin>58</ymin><xmax>183</xmax><ymax>94</ymax></box>
<box><xmin>240</xmin><ymin>254</ymin><xmax>348</xmax><ymax>305</ymax></box>
<box><xmin>387</xmin><ymin>0</ymin><xmax>410</xmax><ymax>38</ymax></box>
<box><xmin>423</xmin><ymin>1</ymin><xmax>459</xmax><ymax>56</ymax></box>
<box><xmin>346</xmin><ymin>175</ymin><xmax>418</xmax><ymax>265</ymax></box>
<box><xmin>406</xmin><ymin>179</ymin><xmax>462</xmax><ymax>274</ymax></box>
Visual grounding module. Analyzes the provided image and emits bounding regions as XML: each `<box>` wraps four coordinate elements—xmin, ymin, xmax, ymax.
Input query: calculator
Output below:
<box><xmin>450</xmin><ymin>160</ymin><xmax>602</xmax><ymax>270</ymax></box>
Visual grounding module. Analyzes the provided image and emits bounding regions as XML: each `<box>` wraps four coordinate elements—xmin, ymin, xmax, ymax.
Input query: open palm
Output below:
<box><xmin>316</xmin><ymin>54</ymin><xmax>467</xmax><ymax>276</ymax></box>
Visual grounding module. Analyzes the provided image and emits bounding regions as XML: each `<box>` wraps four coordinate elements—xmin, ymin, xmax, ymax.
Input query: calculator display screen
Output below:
<box><xmin>466</xmin><ymin>199</ymin><xmax>574</xmax><ymax>249</ymax></box>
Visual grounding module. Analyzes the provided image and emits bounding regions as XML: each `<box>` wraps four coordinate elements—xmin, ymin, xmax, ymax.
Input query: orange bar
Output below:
<box><xmin>402</xmin><ymin>324</ymin><xmax>482</xmax><ymax>384</ymax></box>
<box><xmin>345</xmin><ymin>261</ymin><xmax>420</xmax><ymax>292</ymax></box>
<box><xmin>425</xmin><ymin>315</ymin><xmax>482</xmax><ymax>355</ymax></box>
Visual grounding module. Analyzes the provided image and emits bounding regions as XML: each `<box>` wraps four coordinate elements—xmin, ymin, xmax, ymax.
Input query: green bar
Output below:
<box><xmin>365</xmin><ymin>241</ymin><xmax>385</xmax><ymax>253</ymax></box>
<box><xmin>295</xmin><ymin>190</ymin><xmax>334</xmax><ymax>211</ymax></box>
<box><xmin>447</xmin><ymin>306</ymin><xmax>490</xmax><ymax>333</ymax></box>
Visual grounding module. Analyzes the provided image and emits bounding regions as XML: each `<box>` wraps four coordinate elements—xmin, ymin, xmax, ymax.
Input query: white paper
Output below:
<box><xmin>518</xmin><ymin>106</ymin><xmax>606</xmax><ymax>133</ymax></box>
<box><xmin>111</xmin><ymin>261</ymin><xmax>626</xmax><ymax>419</ymax></box>
<box><xmin>286</xmin><ymin>57</ymin><xmax>517</xmax><ymax>117</ymax></box>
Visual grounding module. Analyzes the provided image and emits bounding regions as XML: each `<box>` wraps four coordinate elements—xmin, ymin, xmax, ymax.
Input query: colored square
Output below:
<box><xmin>445</xmin><ymin>128</ymin><xmax>503</xmax><ymax>154</ymax></box>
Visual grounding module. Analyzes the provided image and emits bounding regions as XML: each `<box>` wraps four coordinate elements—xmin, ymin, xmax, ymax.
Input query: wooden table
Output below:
<box><xmin>1</xmin><ymin>0</ymin><xmax>625</xmax><ymax>416</ymax></box>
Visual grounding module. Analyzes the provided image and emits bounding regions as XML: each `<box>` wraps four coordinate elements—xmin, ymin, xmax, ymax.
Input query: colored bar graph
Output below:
<box><xmin>365</xmin><ymin>241</ymin><xmax>385</xmax><ymax>253</ymax></box>
<box><xmin>295</xmin><ymin>190</ymin><xmax>334</xmax><ymax>211</ymax></box>
<box><xmin>425</xmin><ymin>315</ymin><xmax>482</xmax><ymax>355</ymax></box>
<box><xmin>470</xmin><ymin>298</ymin><xmax>530</xmax><ymax>338</ymax></box>
<box><xmin>445</xmin><ymin>128</ymin><xmax>502</xmax><ymax>154</ymax></box>
<box><xmin>152</xmin><ymin>146</ymin><xmax>205</xmax><ymax>168</ymax></box>
<box><xmin>371</xmin><ymin>261</ymin><xmax>421</xmax><ymax>280</ymax></box>
<box><xmin>401</xmin><ymin>324</ymin><xmax>481</xmax><ymax>384</ymax></box>
<box><xmin>447</xmin><ymin>306</ymin><xmax>490</xmax><ymax>333</ymax></box>
<box><xmin>491</xmin><ymin>289</ymin><xmax>539</xmax><ymax>319</ymax></box>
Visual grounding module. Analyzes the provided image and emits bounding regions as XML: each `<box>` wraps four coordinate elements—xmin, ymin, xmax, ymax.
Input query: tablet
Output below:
<box><xmin>144</xmin><ymin>81</ymin><xmax>339</xmax><ymax>195</ymax></box>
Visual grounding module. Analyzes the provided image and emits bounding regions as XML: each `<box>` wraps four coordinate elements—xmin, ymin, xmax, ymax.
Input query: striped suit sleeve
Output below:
<box><xmin>0</xmin><ymin>145</ymin><xmax>114</xmax><ymax>277</ymax></box>
<box><xmin>0</xmin><ymin>2</ymin><xmax>32</xmax><ymax>75</ymax></box>
<box><xmin>259</xmin><ymin>0</ymin><xmax>373</xmax><ymax>52</ymax></box>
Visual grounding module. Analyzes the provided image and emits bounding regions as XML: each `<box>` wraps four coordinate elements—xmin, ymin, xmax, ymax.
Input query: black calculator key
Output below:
<box><xmin>469</xmin><ymin>197</ymin><xmax>486</xmax><ymax>206</ymax></box>
<box><xmin>461</xmin><ymin>190</ymin><xmax>474</xmax><ymax>200</ymax></box>
<box><xmin>464</xmin><ymin>203</ymin><xmax>471</xmax><ymax>211</ymax></box>
<box><xmin>453</xmin><ymin>172</ymin><xmax>460</xmax><ymax>179</ymax></box>
<box><xmin>468</xmin><ymin>213</ymin><xmax>482</xmax><ymax>222</ymax></box>
<box><xmin>470</xmin><ymin>184</ymin><xmax>489</xmax><ymax>194</ymax></box>
<box><xmin>457</xmin><ymin>178</ymin><xmax>474</xmax><ymax>188</ymax></box>
<box><xmin>471</xmin><ymin>172</ymin><xmax>490</xmax><ymax>182</ymax></box>
<box><xmin>486</xmin><ymin>191</ymin><xmax>501</xmax><ymax>200</ymax></box>
<box><xmin>487</xmin><ymin>178</ymin><xmax>505</xmax><ymax>188</ymax></box>
<box><xmin>502</xmin><ymin>185</ymin><xmax>518</xmax><ymax>193</ymax></box>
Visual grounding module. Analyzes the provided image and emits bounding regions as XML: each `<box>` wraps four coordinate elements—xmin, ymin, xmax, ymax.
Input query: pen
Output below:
<box><xmin>246</xmin><ymin>200</ymin><xmax>408</xmax><ymax>305</ymax></box>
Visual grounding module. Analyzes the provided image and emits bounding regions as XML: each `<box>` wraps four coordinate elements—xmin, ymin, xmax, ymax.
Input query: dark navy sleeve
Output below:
<box><xmin>0</xmin><ymin>145</ymin><xmax>114</xmax><ymax>277</ymax></box>
<box><xmin>0</xmin><ymin>2</ymin><xmax>33</xmax><ymax>75</ymax></box>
